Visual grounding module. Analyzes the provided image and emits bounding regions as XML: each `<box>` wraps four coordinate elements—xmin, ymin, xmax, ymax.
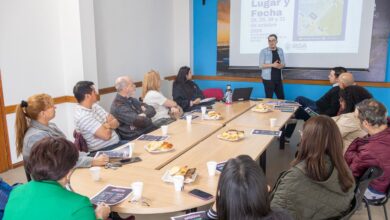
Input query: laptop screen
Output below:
<box><xmin>232</xmin><ymin>87</ymin><xmax>253</xmax><ymax>101</ymax></box>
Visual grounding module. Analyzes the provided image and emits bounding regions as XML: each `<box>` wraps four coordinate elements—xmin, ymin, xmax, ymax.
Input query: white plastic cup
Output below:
<box><xmin>201</xmin><ymin>106</ymin><xmax>207</xmax><ymax>115</ymax></box>
<box><xmin>161</xmin><ymin>125</ymin><xmax>168</xmax><ymax>136</ymax></box>
<box><xmin>173</xmin><ymin>175</ymin><xmax>184</xmax><ymax>192</ymax></box>
<box><xmin>131</xmin><ymin>181</ymin><xmax>144</xmax><ymax>200</ymax></box>
<box><xmin>127</xmin><ymin>143</ymin><xmax>134</xmax><ymax>158</ymax></box>
<box><xmin>270</xmin><ymin>118</ymin><xmax>277</xmax><ymax>127</ymax></box>
<box><xmin>186</xmin><ymin>115</ymin><xmax>192</xmax><ymax>125</ymax></box>
<box><xmin>89</xmin><ymin>167</ymin><xmax>101</xmax><ymax>181</ymax></box>
<box><xmin>207</xmin><ymin>161</ymin><xmax>217</xmax><ymax>176</ymax></box>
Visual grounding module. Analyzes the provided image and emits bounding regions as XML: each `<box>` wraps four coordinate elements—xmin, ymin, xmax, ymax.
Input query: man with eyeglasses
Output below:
<box><xmin>259</xmin><ymin>34</ymin><xmax>285</xmax><ymax>99</ymax></box>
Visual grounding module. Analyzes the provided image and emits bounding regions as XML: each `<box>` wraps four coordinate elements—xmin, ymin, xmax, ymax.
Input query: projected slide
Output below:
<box><xmin>293</xmin><ymin>0</ymin><xmax>347</xmax><ymax>41</ymax></box>
<box><xmin>230</xmin><ymin>0</ymin><xmax>375</xmax><ymax>68</ymax></box>
<box><xmin>240</xmin><ymin>0</ymin><xmax>360</xmax><ymax>54</ymax></box>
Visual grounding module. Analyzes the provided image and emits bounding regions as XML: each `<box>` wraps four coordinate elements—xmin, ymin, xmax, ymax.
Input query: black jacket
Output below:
<box><xmin>316</xmin><ymin>86</ymin><xmax>340</xmax><ymax>117</ymax></box>
<box><xmin>172</xmin><ymin>80</ymin><xmax>204</xmax><ymax>112</ymax></box>
<box><xmin>110</xmin><ymin>94</ymin><xmax>156</xmax><ymax>140</ymax></box>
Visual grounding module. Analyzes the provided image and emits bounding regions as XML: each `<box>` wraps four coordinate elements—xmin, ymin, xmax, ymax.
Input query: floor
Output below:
<box><xmin>1</xmin><ymin>139</ymin><xmax>388</xmax><ymax>220</ymax></box>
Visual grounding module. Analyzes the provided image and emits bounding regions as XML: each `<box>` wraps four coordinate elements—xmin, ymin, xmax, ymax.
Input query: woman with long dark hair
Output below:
<box><xmin>207</xmin><ymin>155</ymin><xmax>292</xmax><ymax>220</ymax></box>
<box><xmin>270</xmin><ymin>116</ymin><xmax>355</xmax><ymax>219</ymax></box>
<box><xmin>333</xmin><ymin>85</ymin><xmax>372</xmax><ymax>152</ymax></box>
<box><xmin>172</xmin><ymin>66</ymin><xmax>204</xmax><ymax>112</ymax></box>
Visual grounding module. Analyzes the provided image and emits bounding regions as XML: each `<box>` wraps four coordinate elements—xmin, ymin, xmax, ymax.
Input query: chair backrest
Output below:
<box><xmin>202</xmin><ymin>88</ymin><xmax>224</xmax><ymax>101</ymax></box>
<box><xmin>337</xmin><ymin>166</ymin><xmax>383</xmax><ymax>219</ymax></box>
<box><xmin>355</xmin><ymin>166</ymin><xmax>383</xmax><ymax>202</ymax></box>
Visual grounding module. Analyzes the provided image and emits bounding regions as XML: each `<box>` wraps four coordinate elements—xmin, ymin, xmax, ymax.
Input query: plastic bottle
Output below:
<box><xmin>225</xmin><ymin>84</ymin><xmax>232</xmax><ymax>104</ymax></box>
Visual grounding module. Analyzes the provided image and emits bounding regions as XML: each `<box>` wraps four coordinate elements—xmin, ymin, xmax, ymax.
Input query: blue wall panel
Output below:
<box><xmin>193</xmin><ymin>2</ymin><xmax>390</xmax><ymax>109</ymax></box>
<box><xmin>193</xmin><ymin>0</ymin><xmax>217</xmax><ymax>75</ymax></box>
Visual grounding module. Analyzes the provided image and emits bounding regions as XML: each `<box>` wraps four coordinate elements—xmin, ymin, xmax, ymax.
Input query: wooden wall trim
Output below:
<box><xmin>4</xmin><ymin>81</ymin><xmax>143</xmax><ymax>115</ymax></box>
<box><xmin>7</xmin><ymin>75</ymin><xmax>388</xmax><ymax>115</ymax></box>
<box><xmin>12</xmin><ymin>161</ymin><xmax>24</xmax><ymax>169</ymax></box>
<box><xmin>5</xmin><ymin>96</ymin><xmax>77</xmax><ymax>115</ymax></box>
<box><xmin>164</xmin><ymin>75</ymin><xmax>390</xmax><ymax>88</ymax></box>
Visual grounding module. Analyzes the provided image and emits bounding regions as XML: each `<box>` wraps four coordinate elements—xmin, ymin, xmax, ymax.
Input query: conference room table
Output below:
<box><xmin>131</xmin><ymin>120</ymin><xmax>222</xmax><ymax>170</ymax></box>
<box><xmin>70</xmin><ymin>100</ymin><xmax>296</xmax><ymax>215</ymax></box>
<box><xmin>189</xmin><ymin>100</ymin><xmax>255</xmax><ymax>126</ymax></box>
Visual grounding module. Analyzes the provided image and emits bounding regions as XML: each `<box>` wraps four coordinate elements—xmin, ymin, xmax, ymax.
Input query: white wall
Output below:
<box><xmin>0</xmin><ymin>0</ymin><xmax>192</xmax><ymax>164</ymax></box>
<box><xmin>94</xmin><ymin>0</ymin><xmax>191</xmax><ymax>110</ymax></box>
<box><xmin>0</xmin><ymin>0</ymin><xmax>91</xmax><ymax>163</ymax></box>
<box><xmin>173</xmin><ymin>0</ymin><xmax>192</xmax><ymax>73</ymax></box>
<box><xmin>0</xmin><ymin>0</ymin><xmax>66</xmax><ymax>103</ymax></box>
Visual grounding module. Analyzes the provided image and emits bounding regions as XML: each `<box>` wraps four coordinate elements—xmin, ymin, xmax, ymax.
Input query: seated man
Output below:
<box><xmin>295</xmin><ymin>67</ymin><xmax>348</xmax><ymax>117</ymax></box>
<box><xmin>73</xmin><ymin>81</ymin><xmax>122</xmax><ymax>153</ymax></box>
<box><xmin>338</xmin><ymin>72</ymin><xmax>355</xmax><ymax>90</ymax></box>
<box><xmin>345</xmin><ymin>99</ymin><xmax>390</xmax><ymax>200</ymax></box>
<box><xmin>110</xmin><ymin>76</ymin><xmax>157</xmax><ymax>140</ymax></box>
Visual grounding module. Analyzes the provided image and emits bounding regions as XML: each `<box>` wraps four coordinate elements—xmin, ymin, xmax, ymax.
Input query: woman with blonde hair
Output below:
<box><xmin>15</xmin><ymin>93</ymin><xmax>108</xmax><ymax>168</ymax></box>
<box><xmin>142</xmin><ymin>70</ymin><xmax>182</xmax><ymax>127</ymax></box>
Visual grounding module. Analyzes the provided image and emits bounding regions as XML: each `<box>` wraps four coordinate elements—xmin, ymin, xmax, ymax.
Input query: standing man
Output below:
<box><xmin>259</xmin><ymin>34</ymin><xmax>285</xmax><ymax>99</ymax></box>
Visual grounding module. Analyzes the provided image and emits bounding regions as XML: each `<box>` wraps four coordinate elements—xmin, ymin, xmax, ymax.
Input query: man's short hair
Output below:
<box><xmin>268</xmin><ymin>34</ymin><xmax>278</xmax><ymax>40</ymax></box>
<box><xmin>73</xmin><ymin>81</ymin><xmax>94</xmax><ymax>103</ymax></box>
<box><xmin>356</xmin><ymin>99</ymin><xmax>388</xmax><ymax>126</ymax></box>
<box><xmin>331</xmin><ymin>67</ymin><xmax>348</xmax><ymax>78</ymax></box>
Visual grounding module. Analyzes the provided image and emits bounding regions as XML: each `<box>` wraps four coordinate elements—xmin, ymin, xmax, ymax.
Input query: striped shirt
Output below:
<box><xmin>74</xmin><ymin>103</ymin><xmax>119</xmax><ymax>151</ymax></box>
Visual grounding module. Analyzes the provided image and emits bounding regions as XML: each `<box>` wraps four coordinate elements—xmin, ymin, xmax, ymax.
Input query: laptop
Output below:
<box><xmin>232</xmin><ymin>87</ymin><xmax>253</xmax><ymax>101</ymax></box>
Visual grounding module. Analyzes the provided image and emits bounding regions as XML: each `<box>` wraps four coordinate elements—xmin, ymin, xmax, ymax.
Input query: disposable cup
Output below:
<box><xmin>207</xmin><ymin>161</ymin><xmax>217</xmax><ymax>176</ymax></box>
<box><xmin>173</xmin><ymin>175</ymin><xmax>184</xmax><ymax>192</ymax></box>
<box><xmin>270</xmin><ymin>118</ymin><xmax>277</xmax><ymax>127</ymax></box>
<box><xmin>161</xmin><ymin>125</ymin><xmax>168</xmax><ymax>136</ymax></box>
<box><xmin>201</xmin><ymin>106</ymin><xmax>207</xmax><ymax>115</ymax></box>
<box><xmin>186</xmin><ymin>115</ymin><xmax>192</xmax><ymax>125</ymax></box>
<box><xmin>89</xmin><ymin>167</ymin><xmax>101</xmax><ymax>181</ymax></box>
<box><xmin>131</xmin><ymin>181</ymin><xmax>144</xmax><ymax>200</ymax></box>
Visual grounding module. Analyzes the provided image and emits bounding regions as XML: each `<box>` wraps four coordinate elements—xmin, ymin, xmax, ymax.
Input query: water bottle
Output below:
<box><xmin>225</xmin><ymin>84</ymin><xmax>232</xmax><ymax>104</ymax></box>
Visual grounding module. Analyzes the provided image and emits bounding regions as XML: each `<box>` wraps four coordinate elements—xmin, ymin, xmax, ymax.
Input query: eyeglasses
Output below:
<box><xmin>268</xmin><ymin>39</ymin><xmax>277</xmax><ymax>42</ymax></box>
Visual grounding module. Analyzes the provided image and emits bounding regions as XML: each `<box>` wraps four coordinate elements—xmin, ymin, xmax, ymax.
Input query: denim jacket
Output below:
<box><xmin>259</xmin><ymin>47</ymin><xmax>285</xmax><ymax>80</ymax></box>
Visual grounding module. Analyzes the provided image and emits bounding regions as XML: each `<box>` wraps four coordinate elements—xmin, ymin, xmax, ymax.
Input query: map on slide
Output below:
<box><xmin>293</xmin><ymin>0</ymin><xmax>348</xmax><ymax>41</ymax></box>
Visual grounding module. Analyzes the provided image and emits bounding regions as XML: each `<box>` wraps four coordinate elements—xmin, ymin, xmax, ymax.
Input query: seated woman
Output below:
<box><xmin>332</xmin><ymin>85</ymin><xmax>372</xmax><ymax>153</ymax></box>
<box><xmin>3</xmin><ymin>137</ymin><xmax>110</xmax><ymax>219</ymax></box>
<box><xmin>270</xmin><ymin>116</ymin><xmax>355</xmax><ymax>220</ymax></box>
<box><xmin>15</xmin><ymin>94</ymin><xmax>108</xmax><ymax>168</ymax></box>
<box><xmin>142</xmin><ymin>70</ymin><xmax>182</xmax><ymax>127</ymax></box>
<box><xmin>172</xmin><ymin>66</ymin><xmax>205</xmax><ymax>112</ymax></box>
<box><xmin>207</xmin><ymin>155</ymin><xmax>292</xmax><ymax>220</ymax></box>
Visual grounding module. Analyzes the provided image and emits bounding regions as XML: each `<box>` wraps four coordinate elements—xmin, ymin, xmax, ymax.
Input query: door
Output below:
<box><xmin>0</xmin><ymin>71</ymin><xmax>12</xmax><ymax>172</ymax></box>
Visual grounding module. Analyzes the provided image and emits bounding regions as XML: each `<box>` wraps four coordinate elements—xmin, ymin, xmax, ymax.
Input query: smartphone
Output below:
<box><xmin>188</xmin><ymin>189</ymin><xmax>214</xmax><ymax>200</ymax></box>
<box><xmin>120</xmin><ymin>157</ymin><xmax>142</xmax><ymax>164</ymax></box>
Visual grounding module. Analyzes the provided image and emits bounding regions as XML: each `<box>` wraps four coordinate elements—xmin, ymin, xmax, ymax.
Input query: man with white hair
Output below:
<box><xmin>110</xmin><ymin>76</ymin><xmax>156</xmax><ymax>140</ymax></box>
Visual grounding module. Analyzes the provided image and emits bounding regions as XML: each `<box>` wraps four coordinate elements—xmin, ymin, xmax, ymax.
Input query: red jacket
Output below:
<box><xmin>344</xmin><ymin>119</ymin><xmax>390</xmax><ymax>193</ymax></box>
